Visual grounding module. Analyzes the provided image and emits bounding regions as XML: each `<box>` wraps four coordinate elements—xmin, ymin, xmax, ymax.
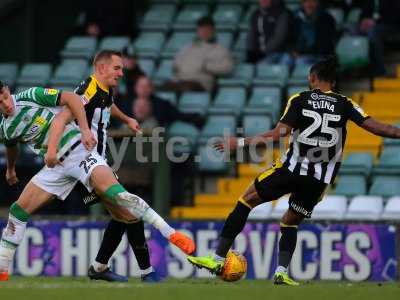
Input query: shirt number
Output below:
<box><xmin>79</xmin><ymin>154</ymin><xmax>98</xmax><ymax>174</ymax></box>
<box><xmin>297</xmin><ymin>109</ymin><xmax>341</xmax><ymax>147</ymax></box>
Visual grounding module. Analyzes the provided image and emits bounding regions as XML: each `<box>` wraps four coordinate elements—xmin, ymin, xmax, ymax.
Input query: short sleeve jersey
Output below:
<box><xmin>0</xmin><ymin>87</ymin><xmax>80</xmax><ymax>156</ymax></box>
<box><xmin>279</xmin><ymin>89</ymin><xmax>370</xmax><ymax>184</ymax></box>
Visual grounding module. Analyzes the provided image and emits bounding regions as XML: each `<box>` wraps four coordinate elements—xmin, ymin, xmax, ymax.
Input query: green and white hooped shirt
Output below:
<box><xmin>0</xmin><ymin>87</ymin><xmax>81</xmax><ymax>158</ymax></box>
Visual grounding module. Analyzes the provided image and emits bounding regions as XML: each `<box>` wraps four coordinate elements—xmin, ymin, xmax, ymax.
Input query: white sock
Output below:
<box><xmin>0</xmin><ymin>245</ymin><xmax>14</xmax><ymax>273</ymax></box>
<box><xmin>2</xmin><ymin>214</ymin><xmax>27</xmax><ymax>246</ymax></box>
<box><xmin>142</xmin><ymin>208</ymin><xmax>175</xmax><ymax>239</ymax></box>
<box><xmin>0</xmin><ymin>214</ymin><xmax>27</xmax><ymax>272</ymax></box>
<box><xmin>140</xmin><ymin>266</ymin><xmax>154</xmax><ymax>276</ymax></box>
<box><xmin>275</xmin><ymin>265</ymin><xmax>287</xmax><ymax>274</ymax></box>
<box><xmin>213</xmin><ymin>254</ymin><xmax>225</xmax><ymax>263</ymax></box>
<box><xmin>115</xmin><ymin>192</ymin><xmax>176</xmax><ymax>238</ymax></box>
<box><xmin>93</xmin><ymin>261</ymin><xmax>108</xmax><ymax>272</ymax></box>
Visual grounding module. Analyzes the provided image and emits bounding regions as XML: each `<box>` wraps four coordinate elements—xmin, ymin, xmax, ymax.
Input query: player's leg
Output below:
<box><xmin>273</xmin><ymin>177</ymin><xmax>328</xmax><ymax>286</ymax></box>
<box><xmin>0</xmin><ymin>182</ymin><xmax>54</xmax><ymax>280</ymax></box>
<box><xmin>273</xmin><ymin>208</ymin><xmax>303</xmax><ymax>286</ymax></box>
<box><xmin>187</xmin><ymin>164</ymin><xmax>292</xmax><ymax>273</ymax></box>
<box><xmin>126</xmin><ymin>221</ymin><xmax>161</xmax><ymax>282</ymax></box>
<box><xmin>88</xmin><ymin>219</ymin><xmax>128</xmax><ymax>282</ymax></box>
<box><xmin>88</xmin><ymin>165</ymin><xmax>195</xmax><ymax>254</ymax></box>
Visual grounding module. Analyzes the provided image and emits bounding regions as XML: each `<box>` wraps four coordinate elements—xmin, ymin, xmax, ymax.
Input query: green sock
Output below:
<box><xmin>104</xmin><ymin>184</ymin><xmax>126</xmax><ymax>204</ymax></box>
<box><xmin>9</xmin><ymin>203</ymin><xmax>30</xmax><ymax>222</ymax></box>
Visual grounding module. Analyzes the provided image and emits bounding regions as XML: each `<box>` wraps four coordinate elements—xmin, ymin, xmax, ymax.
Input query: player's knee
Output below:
<box><xmin>281</xmin><ymin>209</ymin><xmax>303</xmax><ymax>226</ymax></box>
<box><xmin>240</xmin><ymin>192</ymin><xmax>262</xmax><ymax>208</ymax></box>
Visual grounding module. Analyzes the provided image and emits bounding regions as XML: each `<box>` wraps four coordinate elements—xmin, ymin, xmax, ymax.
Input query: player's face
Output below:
<box><xmin>103</xmin><ymin>55</ymin><xmax>124</xmax><ymax>88</ymax></box>
<box><xmin>0</xmin><ymin>86</ymin><xmax>14</xmax><ymax>116</ymax></box>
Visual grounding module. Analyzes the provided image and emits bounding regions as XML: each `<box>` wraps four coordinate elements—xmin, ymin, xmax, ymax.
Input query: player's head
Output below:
<box><xmin>0</xmin><ymin>81</ymin><xmax>14</xmax><ymax>116</ymax></box>
<box><xmin>309</xmin><ymin>56</ymin><xmax>338</xmax><ymax>90</ymax></box>
<box><xmin>93</xmin><ymin>50</ymin><xmax>123</xmax><ymax>88</ymax></box>
<box><xmin>135</xmin><ymin>76</ymin><xmax>153</xmax><ymax>99</ymax></box>
<box><xmin>197</xmin><ymin>16</ymin><xmax>215</xmax><ymax>42</ymax></box>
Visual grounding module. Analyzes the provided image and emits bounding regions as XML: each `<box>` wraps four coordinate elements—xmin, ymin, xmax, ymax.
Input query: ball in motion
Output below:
<box><xmin>220</xmin><ymin>250</ymin><xmax>247</xmax><ymax>282</ymax></box>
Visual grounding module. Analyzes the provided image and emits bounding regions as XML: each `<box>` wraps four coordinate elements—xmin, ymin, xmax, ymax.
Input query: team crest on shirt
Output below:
<box><xmin>22</xmin><ymin>115</ymin><xmax>32</xmax><ymax>123</ymax></box>
<box><xmin>311</xmin><ymin>93</ymin><xmax>319</xmax><ymax>100</ymax></box>
<box><xmin>44</xmin><ymin>88</ymin><xmax>58</xmax><ymax>96</ymax></box>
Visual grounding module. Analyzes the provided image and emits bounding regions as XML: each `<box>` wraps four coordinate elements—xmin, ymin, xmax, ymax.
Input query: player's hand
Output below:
<box><xmin>127</xmin><ymin>118</ymin><xmax>142</xmax><ymax>135</ymax></box>
<box><xmin>81</xmin><ymin>128</ymin><xmax>97</xmax><ymax>151</ymax></box>
<box><xmin>213</xmin><ymin>137</ymin><xmax>238</xmax><ymax>152</ymax></box>
<box><xmin>6</xmin><ymin>168</ymin><xmax>18</xmax><ymax>186</ymax></box>
<box><xmin>44</xmin><ymin>151</ymin><xmax>60</xmax><ymax>168</ymax></box>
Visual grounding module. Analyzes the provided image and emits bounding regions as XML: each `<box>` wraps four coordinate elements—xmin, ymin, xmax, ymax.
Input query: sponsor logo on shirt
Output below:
<box><xmin>44</xmin><ymin>88</ymin><xmax>58</xmax><ymax>96</ymax></box>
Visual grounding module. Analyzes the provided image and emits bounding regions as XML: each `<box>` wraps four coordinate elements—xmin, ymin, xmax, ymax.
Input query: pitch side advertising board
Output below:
<box><xmin>0</xmin><ymin>221</ymin><xmax>397</xmax><ymax>281</ymax></box>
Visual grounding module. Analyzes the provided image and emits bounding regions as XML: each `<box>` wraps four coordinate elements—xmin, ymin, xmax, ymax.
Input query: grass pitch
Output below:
<box><xmin>0</xmin><ymin>277</ymin><xmax>399</xmax><ymax>300</ymax></box>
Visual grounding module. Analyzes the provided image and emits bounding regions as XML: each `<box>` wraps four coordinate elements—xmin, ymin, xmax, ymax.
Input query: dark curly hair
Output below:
<box><xmin>310</xmin><ymin>56</ymin><xmax>338</xmax><ymax>84</ymax></box>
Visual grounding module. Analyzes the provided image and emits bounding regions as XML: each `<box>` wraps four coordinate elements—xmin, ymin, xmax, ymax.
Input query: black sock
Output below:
<box><xmin>127</xmin><ymin>221</ymin><xmax>151</xmax><ymax>271</ymax></box>
<box><xmin>278</xmin><ymin>225</ymin><xmax>298</xmax><ymax>268</ymax></box>
<box><xmin>96</xmin><ymin>219</ymin><xmax>126</xmax><ymax>265</ymax></box>
<box><xmin>216</xmin><ymin>202</ymin><xmax>251</xmax><ymax>258</ymax></box>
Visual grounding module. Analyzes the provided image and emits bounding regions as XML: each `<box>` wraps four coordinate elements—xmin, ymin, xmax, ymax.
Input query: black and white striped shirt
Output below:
<box><xmin>280</xmin><ymin>89</ymin><xmax>370</xmax><ymax>184</ymax></box>
<box><xmin>74</xmin><ymin>75</ymin><xmax>113</xmax><ymax>158</ymax></box>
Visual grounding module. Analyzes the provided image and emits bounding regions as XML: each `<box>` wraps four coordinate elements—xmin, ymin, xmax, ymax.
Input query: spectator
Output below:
<box><xmin>80</xmin><ymin>0</ymin><xmax>137</xmax><ymax>37</ymax></box>
<box><xmin>292</xmin><ymin>0</ymin><xmax>336</xmax><ymax>65</ymax></box>
<box><xmin>121</xmin><ymin>46</ymin><xmax>145</xmax><ymax>99</ymax></box>
<box><xmin>324</xmin><ymin>0</ymin><xmax>387</xmax><ymax>75</ymax></box>
<box><xmin>247</xmin><ymin>0</ymin><xmax>292</xmax><ymax>64</ymax></box>
<box><xmin>132</xmin><ymin>76</ymin><xmax>204</xmax><ymax>130</ymax></box>
<box><xmin>163</xmin><ymin>16</ymin><xmax>234</xmax><ymax>92</ymax></box>
<box><xmin>366</xmin><ymin>0</ymin><xmax>400</xmax><ymax>76</ymax></box>
<box><xmin>324</xmin><ymin>0</ymin><xmax>375</xmax><ymax>33</ymax></box>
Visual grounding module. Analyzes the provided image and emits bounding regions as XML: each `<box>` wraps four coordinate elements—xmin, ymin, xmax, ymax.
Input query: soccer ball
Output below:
<box><xmin>220</xmin><ymin>250</ymin><xmax>247</xmax><ymax>282</ymax></box>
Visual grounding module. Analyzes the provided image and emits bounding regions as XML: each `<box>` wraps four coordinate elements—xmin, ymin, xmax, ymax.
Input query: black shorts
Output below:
<box><xmin>254</xmin><ymin>164</ymin><xmax>328</xmax><ymax>218</ymax></box>
<box><xmin>77</xmin><ymin>172</ymin><xmax>119</xmax><ymax>206</ymax></box>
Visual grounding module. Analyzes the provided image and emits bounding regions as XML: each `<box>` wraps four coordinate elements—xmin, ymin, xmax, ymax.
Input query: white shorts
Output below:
<box><xmin>31</xmin><ymin>143</ymin><xmax>108</xmax><ymax>200</ymax></box>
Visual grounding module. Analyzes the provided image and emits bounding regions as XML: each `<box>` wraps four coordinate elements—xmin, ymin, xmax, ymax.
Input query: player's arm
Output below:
<box><xmin>58</xmin><ymin>92</ymin><xmax>97</xmax><ymax>147</ymax></box>
<box><xmin>32</xmin><ymin>87</ymin><xmax>92</xmax><ymax>136</ymax></box>
<box><xmin>360</xmin><ymin>118</ymin><xmax>400</xmax><ymax>138</ymax></box>
<box><xmin>347</xmin><ymin>98</ymin><xmax>400</xmax><ymax>138</ymax></box>
<box><xmin>44</xmin><ymin>109</ymin><xmax>74</xmax><ymax>168</ymax></box>
<box><xmin>5</xmin><ymin>143</ymin><xmax>19</xmax><ymax>185</ymax></box>
<box><xmin>110</xmin><ymin>103</ymin><xmax>142</xmax><ymax>134</ymax></box>
<box><xmin>45</xmin><ymin>107</ymin><xmax>96</xmax><ymax>168</ymax></box>
<box><xmin>214</xmin><ymin>122</ymin><xmax>292</xmax><ymax>152</ymax></box>
<box><xmin>214</xmin><ymin>94</ymin><xmax>299</xmax><ymax>152</ymax></box>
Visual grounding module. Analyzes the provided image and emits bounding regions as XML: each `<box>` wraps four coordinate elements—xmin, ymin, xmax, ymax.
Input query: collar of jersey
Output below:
<box><xmin>312</xmin><ymin>89</ymin><xmax>334</xmax><ymax>94</ymax></box>
<box><xmin>91</xmin><ymin>75</ymin><xmax>109</xmax><ymax>93</ymax></box>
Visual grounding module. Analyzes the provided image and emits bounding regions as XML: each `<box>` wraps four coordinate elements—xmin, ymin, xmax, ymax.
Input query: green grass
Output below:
<box><xmin>0</xmin><ymin>277</ymin><xmax>399</xmax><ymax>300</ymax></box>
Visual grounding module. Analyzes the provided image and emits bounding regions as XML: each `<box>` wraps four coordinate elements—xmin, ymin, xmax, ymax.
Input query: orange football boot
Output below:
<box><xmin>169</xmin><ymin>231</ymin><xmax>195</xmax><ymax>255</ymax></box>
<box><xmin>0</xmin><ymin>272</ymin><xmax>9</xmax><ymax>281</ymax></box>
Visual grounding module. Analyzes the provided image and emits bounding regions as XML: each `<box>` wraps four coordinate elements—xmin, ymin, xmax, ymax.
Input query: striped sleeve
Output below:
<box><xmin>75</xmin><ymin>77</ymin><xmax>97</xmax><ymax>105</ymax></box>
<box><xmin>31</xmin><ymin>87</ymin><xmax>62</xmax><ymax>107</ymax></box>
<box><xmin>347</xmin><ymin>98</ymin><xmax>370</xmax><ymax>125</ymax></box>
<box><xmin>280</xmin><ymin>93</ymin><xmax>301</xmax><ymax>127</ymax></box>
